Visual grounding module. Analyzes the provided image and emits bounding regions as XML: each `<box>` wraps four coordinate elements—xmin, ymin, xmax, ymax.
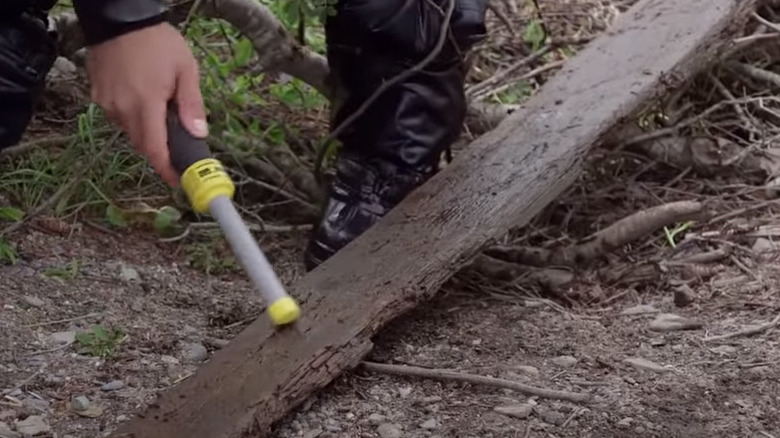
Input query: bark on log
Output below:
<box><xmin>106</xmin><ymin>1</ymin><xmax>754</xmax><ymax>437</ymax></box>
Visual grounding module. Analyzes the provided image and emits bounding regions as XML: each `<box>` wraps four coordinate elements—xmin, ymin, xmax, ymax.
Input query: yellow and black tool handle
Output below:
<box><xmin>165</xmin><ymin>104</ymin><xmax>301</xmax><ymax>326</ymax></box>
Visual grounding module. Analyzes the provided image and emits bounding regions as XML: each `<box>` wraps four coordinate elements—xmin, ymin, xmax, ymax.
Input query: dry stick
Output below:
<box><xmin>313</xmin><ymin>0</ymin><xmax>457</xmax><ymax>182</ymax></box>
<box><xmin>727</xmin><ymin>61</ymin><xmax>780</xmax><ymax>88</ymax></box>
<box><xmin>361</xmin><ymin>361</ymin><xmax>591</xmax><ymax>403</ymax></box>
<box><xmin>466</xmin><ymin>45</ymin><xmax>554</xmax><ymax>98</ymax></box>
<box><xmin>485</xmin><ymin>200</ymin><xmax>704</xmax><ymax>267</ymax></box>
<box><xmin>703</xmin><ymin>313</ymin><xmax>780</xmax><ymax>342</ymax></box>
<box><xmin>470</xmin><ymin>60</ymin><xmax>565</xmax><ymax>101</ymax></box>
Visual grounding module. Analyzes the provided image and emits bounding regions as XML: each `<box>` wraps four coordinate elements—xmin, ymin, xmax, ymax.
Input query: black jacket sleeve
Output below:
<box><xmin>72</xmin><ymin>0</ymin><xmax>169</xmax><ymax>46</ymax></box>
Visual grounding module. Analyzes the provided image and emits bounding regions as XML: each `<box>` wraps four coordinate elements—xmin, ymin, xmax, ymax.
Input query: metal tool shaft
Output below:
<box><xmin>208</xmin><ymin>195</ymin><xmax>288</xmax><ymax>304</ymax></box>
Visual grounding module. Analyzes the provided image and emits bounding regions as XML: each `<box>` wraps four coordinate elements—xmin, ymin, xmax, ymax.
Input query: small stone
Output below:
<box><xmin>512</xmin><ymin>365</ymin><xmax>540</xmax><ymax>376</ymax></box>
<box><xmin>116</xmin><ymin>415</ymin><xmax>129</xmax><ymax>422</ymax></box>
<box><xmin>302</xmin><ymin>427</ymin><xmax>322</xmax><ymax>438</ymax></box>
<box><xmin>752</xmin><ymin>238</ymin><xmax>777</xmax><ymax>253</ymax></box>
<box><xmin>537</xmin><ymin>408</ymin><xmax>566</xmax><ymax>426</ymax></box>
<box><xmin>649</xmin><ymin>337</ymin><xmax>667</xmax><ymax>347</ymax></box>
<box><xmin>181</xmin><ymin>343</ymin><xmax>208</xmax><ymax>363</ymax></box>
<box><xmin>623</xmin><ymin>357</ymin><xmax>670</xmax><ymax>373</ymax></box>
<box><xmin>377</xmin><ymin>423</ymin><xmax>402</xmax><ymax>438</ymax></box>
<box><xmin>48</xmin><ymin>331</ymin><xmax>76</xmax><ymax>346</ymax></box>
<box><xmin>0</xmin><ymin>422</ymin><xmax>20</xmax><ymax>438</ymax></box>
<box><xmin>673</xmin><ymin>285</ymin><xmax>695</xmax><ymax>308</ymax></box>
<box><xmin>22</xmin><ymin>296</ymin><xmax>45</xmax><ymax>308</ymax></box>
<box><xmin>617</xmin><ymin>417</ymin><xmax>633</xmax><ymax>427</ymax></box>
<box><xmin>421</xmin><ymin>396</ymin><xmax>442</xmax><ymax>404</ymax></box>
<box><xmin>494</xmin><ymin>404</ymin><xmax>533</xmax><ymax>419</ymax></box>
<box><xmin>118</xmin><ymin>263</ymin><xmax>141</xmax><ymax>283</ymax></box>
<box><xmin>620</xmin><ymin>304</ymin><xmax>659</xmax><ymax>316</ymax></box>
<box><xmin>551</xmin><ymin>355</ymin><xmax>578</xmax><ymax>368</ymax></box>
<box><xmin>419</xmin><ymin>419</ymin><xmax>438</xmax><ymax>430</ymax></box>
<box><xmin>71</xmin><ymin>396</ymin><xmax>90</xmax><ymax>411</ymax></box>
<box><xmin>100</xmin><ymin>380</ymin><xmax>125</xmax><ymax>391</ymax></box>
<box><xmin>648</xmin><ymin>313</ymin><xmax>703</xmax><ymax>332</ymax></box>
<box><xmin>368</xmin><ymin>413</ymin><xmax>387</xmax><ymax>424</ymax></box>
<box><xmin>161</xmin><ymin>355</ymin><xmax>180</xmax><ymax>365</ymax></box>
<box><xmin>398</xmin><ymin>386</ymin><xmax>412</xmax><ymax>398</ymax></box>
<box><xmin>324</xmin><ymin>424</ymin><xmax>342</xmax><ymax>432</ymax></box>
<box><xmin>14</xmin><ymin>415</ymin><xmax>49</xmax><ymax>436</ymax></box>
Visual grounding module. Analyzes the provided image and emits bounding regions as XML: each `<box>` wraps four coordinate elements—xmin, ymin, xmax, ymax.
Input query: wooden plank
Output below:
<box><xmin>108</xmin><ymin>1</ymin><xmax>754</xmax><ymax>437</ymax></box>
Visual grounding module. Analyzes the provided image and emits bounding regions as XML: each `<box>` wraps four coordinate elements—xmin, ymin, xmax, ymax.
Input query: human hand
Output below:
<box><xmin>84</xmin><ymin>22</ymin><xmax>207</xmax><ymax>186</ymax></box>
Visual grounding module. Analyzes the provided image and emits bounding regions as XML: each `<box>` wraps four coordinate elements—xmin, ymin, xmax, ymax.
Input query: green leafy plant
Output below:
<box><xmin>75</xmin><ymin>325</ymin><xmax>127</xmax><ymax>358</ymax></box>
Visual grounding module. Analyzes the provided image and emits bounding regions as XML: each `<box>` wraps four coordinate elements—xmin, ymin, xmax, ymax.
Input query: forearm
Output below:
<box><xmin>71</xmin><ymin>0</ymin><xmax>168</xmax><ymax>46</ymax></box>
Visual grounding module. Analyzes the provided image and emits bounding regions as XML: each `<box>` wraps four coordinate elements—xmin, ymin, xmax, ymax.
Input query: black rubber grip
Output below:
<box><xmin>166</xmin><ymin>102</ymin><xmax>211</xmax><ymax>175</ymax></box>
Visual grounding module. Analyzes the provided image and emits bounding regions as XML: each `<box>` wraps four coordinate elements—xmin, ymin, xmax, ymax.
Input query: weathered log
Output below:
<box><xmin>106</xmin><ymin>1</ymin><xmax>754</xmax><ymax>437</ymax></box>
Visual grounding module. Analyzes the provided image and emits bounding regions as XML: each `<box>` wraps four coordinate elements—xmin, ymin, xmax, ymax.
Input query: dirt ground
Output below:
<box><xmin>4</xmin><ymin>0</ymin><xmax>780</xmax><ymax>437</ymax></box>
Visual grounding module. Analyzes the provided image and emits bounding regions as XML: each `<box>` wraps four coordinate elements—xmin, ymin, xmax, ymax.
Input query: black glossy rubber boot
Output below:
<box><xmin>0</xmin><ymin>8</ymin><xmax>57</xmax><ymax>150</ymax></box>
<box><xmin>303</xmin><ymin>0</ymin><xmax>488</xmax><ymax>271</ymax></box>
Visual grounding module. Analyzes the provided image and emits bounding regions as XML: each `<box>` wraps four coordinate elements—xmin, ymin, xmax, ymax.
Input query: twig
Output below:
<box><xmin>466</xmin><ymin>45</ymin><xmax>554</xmax><ymax>98</ymax></box>
<box><xmin>485</xmin><ymin>200</ymin><xmax>704</xmax><ymax>267</ymax></box>
<box><xmin>313</xmin><ymin>0</ymin><xmax>457</xmax><ymax>181</ymax></box>
<box><xmin>360</xmin><ymin>361</ymin><xmax>591</xmax><ymax>403</ymax></box>
<box><xmin>703</xmin><ymin>313</ymin><xmax>780</xmax><ymax>342</ymax></box>
<box><xmin>2</xmin><ymin>371</ymin><xmax>41</xmax><ymax>395</ymax></box>
<box><xmin>23</xmin><ymin>342</ymin><xmax>73</xmax><ymax>357</ymax></box>
<box><xmin>470</xmin><ymin>60</ymin><xmax>565</xmax><ymax>101</ymax></box>
<box><xmin>727</xmin><ymin>61</ymin><xmax>780</xmax><ymax>89</ymax></box>
<box><xmin>23</xmin><ymin>312</ymin><xmax>103</xmax><ymax>328</ymax></box>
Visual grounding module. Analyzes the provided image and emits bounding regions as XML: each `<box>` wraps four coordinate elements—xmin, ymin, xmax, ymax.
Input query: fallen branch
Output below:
<box><xmin>485</xmin><ymin>201</ymin><xmax>706</xmax><ymax>267</ymax></box>
<box><xmin>703</xmin><ymin>312</ymin><xmax>780</xmax><ymax>342</ymax></box>
<box><xmin>361</xmin><ymin>361</ymin><xmax>592</xmax><ymax>403</ymax></box>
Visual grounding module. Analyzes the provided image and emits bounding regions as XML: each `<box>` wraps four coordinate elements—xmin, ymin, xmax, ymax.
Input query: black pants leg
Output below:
<box><xmin>0</xmin><ymin>10</ymin><xmax>57</xmax><ymax>150</ymax></box>
<box><xmin>304</xmin><ymin>0</ymin><xmax>488</xmax><ymax>270</ymax></box>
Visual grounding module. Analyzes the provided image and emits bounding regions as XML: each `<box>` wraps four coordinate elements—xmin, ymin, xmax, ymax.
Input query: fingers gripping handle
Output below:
<box><xmin>165</xmin><ymin>103</ymin><xmax>234</xmax><ymax>213</ymax></box>
<box><xmin>165</xmin><ymin>103</ymin><xmax>211</xmax><ymax>175</ymax></box>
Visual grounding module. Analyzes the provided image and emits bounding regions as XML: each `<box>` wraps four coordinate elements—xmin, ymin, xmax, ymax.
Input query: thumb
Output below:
<box><xmin>175</xmin><ymin>60</ymin><xmax>208</xmax><ymax>138</ymax></box>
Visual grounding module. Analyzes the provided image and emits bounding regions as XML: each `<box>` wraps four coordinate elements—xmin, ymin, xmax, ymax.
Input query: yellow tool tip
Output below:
<box><xmin>267</xmin><ymin>296</ymin><xmax>301</xmax><ymax>326</ymax></box>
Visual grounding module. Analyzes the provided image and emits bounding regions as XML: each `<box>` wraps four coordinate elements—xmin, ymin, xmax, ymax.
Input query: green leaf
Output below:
<box><xmin>105</xmin><ymin>204</ymin><xmax>127</xmax><ymax>228</ymax></box>
<box><xmin>0</xmin><ymin>206</ymin><xmax>24</xmax><ymax>222</ymax></box>
<box><xmin>523</xmin><ymin>19</ymin><xmax>546</xmax><ymax>51</ymax></box>
<box><xmin>153</xmin><ymin>206</ymin><xmax>182</xmax><ymax>235</ymax></box>
<box><xmin>233</xmin><ymin>38</ymin><xmax>254</xmax><ymax>67</ymax></box>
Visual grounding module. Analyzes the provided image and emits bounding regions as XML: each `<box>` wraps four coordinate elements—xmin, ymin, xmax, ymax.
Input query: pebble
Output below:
<box><xmin>536</xmin><ymin>408</ymin><xmax>566</xmax><ymax>426</ymax></box>
<box><xmin>398</xmin><ymin>386</ymin><xmax>412</xmax><ymax>398</ymax></box>
<box><xmin>181</xmin><ymin>343</ymin><xmax>208</xmax><ymax>363</ymax></box>
<box><xmin>118</xmin><ymin>263</ymin><xmax>141</xmax><ymax>283</ymax></box>
<box><xmin>22</xmin><ymin>296</ymin><xmax>45</xmax><ymax>308</ymax></box>
<box><xmin>620</xmin><ymin>304</ymin><xmax>659</xmax><ymax>316</ymax></box>
<box><xmin>302</xmin><ymin>427</ymin><xmax>322</xmax><ymax>438</ymax></box>
<box><xmin>419</xmin><ymin>419</ymin><xmax>438</xmax><ymax>430</ymax></box>
<box><xmin>71</xmin><ymin>396</ymin><xmax>90</xmax><ymax>411</ymax></box>
<box><xmin>551</xmin><ymin>355</ymin><xmax>578</xmax><ymax>368</ymax></box>
<box><xmin>101</xmin><ymin>380</ymin><xmax>125</xmax><ymax>391</ymax></box>
<box><xmin>623</xmin><ymin>357</ymin><xmax>670</xmax><ymax>373</ymax></box>
<box><xmin>0</xmin><ymin>422</ymin><xmax>20</xmax><ymax>438</ymax></box>
<box><xmin>368</xmin><ymin>413</ymin><xmax>387</xmax><ymax>424</ymax></box>
<box><xmin>161</xmin><ymin>355</ymin><xmax>180</xmax><ymax>365</ymax></box>
<box><xmin>673</xmin><ymin>285</ymin><xmax>695</xmax><ymax>308</ymax></box>
<box><xmin>377</xmin><ymin>423</ymin><xmax>402</xmax><ymax>438</ymax></box>
<box><xmin>116</xmin><ymin>415</ymin><xmax>129</xmax><ymax>422</ymax></box>
<box><xmin>512</xmin><ymin>365</ymin><xmax>540</xmax><ymax>376</ymax></box>
<box><xmin>14</xmin><ymin>415</ymin><xmax>49</xmax><ymax>436</ymax></box>
<box><xmin>752</xmin><ymin>237</ymin><xmax>776</xmax><ymax>253</ymax></box>
<box><xmin>648</xmin><ymin>313</ymin><xmax>703</xmax><ymax>332</ymax></box>
<box><xmin>48</xmin><ymin>331</ymin><xmax>76</xmax><ymax>346</ymax></box>
<box><xmin>494</xmin><ymin>404</ymin><xmax>534</xmax><ymax>419</ymax></box>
